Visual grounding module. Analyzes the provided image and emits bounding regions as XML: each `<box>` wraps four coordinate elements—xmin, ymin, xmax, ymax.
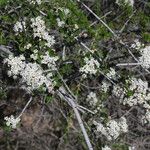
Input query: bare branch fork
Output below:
<box><xmin>57</xmin><ymin>87</ymin><xmax>93</xmax><ymax>150</ymax></box>
<box><xmin>77</xmin><ymin>0</ymin><xmax>118</xmax><ymax>38</ymax></box>
<box><xmin>76</xmin><ymin>1</ymin><xmax>150</xmax><ymax>74</ymax></box>
<box><xmin>56</xmin><ymin>70</ymin><xmax>93</xmax><ymax>150</ymax></box>
<box><xmin>18</xmin><ymin>97</ymin><xmax>33</xmax><ymax>118</ymax></box>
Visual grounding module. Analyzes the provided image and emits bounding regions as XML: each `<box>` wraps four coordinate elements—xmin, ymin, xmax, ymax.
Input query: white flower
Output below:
<box><xmin>24</xmin><ymin>43</ymin><xmax>32</xmax><ymax>49</ymax></box>
<box><xmin>57</xmin><ymin>8</ymin><xmax>70</xmax><ymax>16</ymax></box>
<box><xmin>131</xmin><ymin>39</ymin><xmax>144</xmax><ymax>50</ymax></box>
<box><xmin>102</xmin><ymin>145</ymin><xmax>111</xmax><ymax>150</ymax></box>
<box><xmin>4</xmin><ymin>54</ymin><xmax>26</xmax><ymax>78</ymax></box>
<box><xmin>116</xmin><ymin>0</ymin><xmax>134</xmax><ymax>7</ymax></box>
<box><xmin>4</xmin><ymin>54</ymin><xmax>55</xmax><ymax>93</ymax></box>
<box><xmin>27</xmin><ymin>0</ymin><xmax>42</xmax><ymax>5</ymax></box>
<box><xmin>101</xmin><ymin>82</ymin><xmax>110</xmax><ymax>93</ymax></box>
<box><xmin>139</xmin><ymin>46</ymin><xmax>150</xmax><ymax>68</ymax></box>
<box><xmin>80</xmin><ymin>56</ymin><xmax>100</xmax><ymax>77</ymax></box>
<box><xmin>41</xmin><ymin>52</ymin><xmax>58</xmax><ymax>70</ymax></box>
<box><xmin>30</xmin><ymin>49</ymin><xmax>38</xmax><ymax>60</ymax></box>
<box><xmin>113</xmin><ymin>85</ymin><xmax>125</xmax><ymax>100</ymax></box>
<box><xmin>4</xmin><ymin>115</ymin><xmax>20</xmax><ymax>129</ymax></box>
<box><xmin>141</xmin><ymin>110</ymin><xmax>150</xmax><ymax>124</ymax></box>
<box><xmin>74</xmin><ymin>24</ymin><xmax>79</xmax><ymax>29</ymax></box>
<box><xmin>128</xmin><ymin>146</ymin><xmax>136</xmax><ymax>150</ymax></box>
<box><xmin>36</xmin><ymin>0</ymin><xmax>42</xmax><ymax>4</ymax></box>
<box><xmin>14</xmin><ymin>21</ymin><xmax>26</xmax><ymax>34</ymax></box>
<box><xmin>30</xmin><ymin>54</ymin><xmax>38</xmax><ymax>60</ymax></box>
<box><xmin>31</xmin><ymin>16</ymin><xmax>55</xmax><ymax>48</ymax></box>
<box><xmin>123</xmin><ymin>78</ymin><xmax>150</xmax><ymax>107</ymax></box>
<box><xmin>106</xmin><ymin>68</ymin><xmax>116</xmax><ymax>79</ymax></box>
<box><xmin>86</xmin><ymin>92</ymin><xmax>98</xmax><ymax>106</ymax></box>
<box><xmin>94</xmin><ymin>117</ymin><xmax>128</xmax><ymax>141</ymax></box>
<box><xmin>119</xmin><ymin>117</ymin><xmax>128</xmax><ymax>132</ymax></box>
<box><xmin>56</xmin><ymin>18</ymin><xmax>65</xmax><ymax>27</ymax></box>
<box><xmin>63</xmin><ymin>8</ymin><xmax>70</xmax><ymax>15</ymax></box>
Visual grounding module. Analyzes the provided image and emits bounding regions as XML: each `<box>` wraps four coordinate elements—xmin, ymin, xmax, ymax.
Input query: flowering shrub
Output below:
<box><xmin>0</xmin><ymin>0</ymin><xmax>150</xmax><ymax>149</ymax></box>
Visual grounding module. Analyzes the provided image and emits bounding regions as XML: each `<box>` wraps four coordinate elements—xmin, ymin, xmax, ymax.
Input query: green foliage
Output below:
<box><xmin>0</xmin><ymin>0</ymin><xmax>8</xmax><ymax>6</ymax></box>
<box><xmin>112</xmin><ymin>143</ymin><xmax>129</xmax><ymax>150</ymax></box>
<box><xmin>45</xmin><ymin>95</ymin><xmax>54</xmax><ymax>103</ymax></box>
<box><xmin>142</xmin><ymin>32</ymin><xmax>150</xmax><ymax>42</ymax></box>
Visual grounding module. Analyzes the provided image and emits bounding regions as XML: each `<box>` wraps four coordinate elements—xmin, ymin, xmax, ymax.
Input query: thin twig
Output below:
<box><xmin>119</xmin><ymin>11</ymin><xmax>136</xmax><ymax>33</ymax></box>
<box><xmin>78</xmin><ymin>1</ymin><xmax>118</xmax><ymax>38</ymax></box>
<box><xmin>57</xmin><ymin>88</ymin><xmax>93</xmax><ymax>150</ymax></box>
<box><xmin>18</xmin><ymin>97</ymin><xmax>32</xmax><ymax>118</ymax></box>
<box><xmin>116</xmin><ymin>62</ymin><xmax>141</xmax><ymax>66</ymax></box>
<box><xmin>74</xmin><ymin>37</ymin><xmax>93</xmax><ymax>53</ymax></box>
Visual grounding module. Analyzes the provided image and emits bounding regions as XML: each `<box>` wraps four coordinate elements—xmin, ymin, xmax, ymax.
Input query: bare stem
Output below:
<box><xmin>57</xmin><ymin>88</ymin><xmax>93</xmax><ymax>150</ymax></box>
<box><xmin>18</xmin><ymin>97</ymin><xmax>32</xmax><ymax>118</ymax></box>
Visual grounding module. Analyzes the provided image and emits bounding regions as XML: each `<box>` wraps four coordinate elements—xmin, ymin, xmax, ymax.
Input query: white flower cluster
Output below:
<box><xmin>131</xmin><ymin>39</ymin><xmax>144</xmax><ymax>50</ymax></box>
<box><xmin>4</xmin><ymin>54</ymin><xmax>26</xmax><ymax>79</ymax></box>
<box><xmin>57</xmin><ymin>8</ymin><xmax>70</xmax><ymax>16</ymax></box>
<box><xmin>116</xmin><ymin>0</ymin><xmax>134</xmax><ymax>7</ymax></box>
<box><xmin>31</xmin><ymin>16</ymin><xmax>55</xmax><ymax>48</ymax></box>
<box><xmin>113</xmin><ymin>85</ymin><xmax>125</xmax><ymax>100</ymax></box>
<box><xmin>56</xmin><ymin>18</ymin><xmax>65</xmax><ymax>27</ymax></box>
<box><xmin>27</xmin><ymin>0</ymin><xmax>42</xmax><ymax>5</ymax></box>
<box><xmin>80</xmin><ymin>56</ymin><xmax>100</xmax><ymax>78</ymax></box>
<box><xmin>106</xmin><ymin>68</ymin><xmax>116</xmax><ymax>79</ymax></box>
<box><xmin>101</xmin><ymin>82</ymin><xmax>110</xmax><ymax>93</ymax></box>
<box><xmin>4</xmin><ymin>115</ymin><xmax>20</xmax><ymax>129</ymax></box>
<box><xmin>41</xmin><ymin>52</ymin><xmax>59</xmax><ymax>70</ymax></box>
<box><xmin>94</xmin><ymin>117</ymin><xmax>128</xmax><ymax>141</ymax></box>
<box><xmin>128</xmin><ymin>146</ymin><xmax>136</xmax><ymax>150</ymax></box>
<box><xmin>123</xmin><ymin>78</ymin><xmax>150</xmax><ymax>108</ymax></box>
<box><xmin>102</xmin><ymin>145</ymin><xmax>111</xmax><ymax>150</ymax></box>
<box><xmin>14</xmin><ymin>21</ymin><xmax>26</xmax><ymax>34</ymax></box>
<box><xmin>4</xmin><ymin>54</ymin><xmax>55</xmax><ymax>92</ymax></box>
<box><xmin>139</xmin><ymin>46</ymin><xmax>150</xmax><ymax>68</ymax></box>
<box><xmin>24</xmin><ymin>43</ymin><xmax>32</xmax><ymax>49</ymax></box>
<box><xmin>30</xmin><ymin>49</ymin><xmax>38</xmax><ymax>60</ymax></box>
<box><xmin>141</xmin><ymin>110</ymin><xmax>150</xmax><ymax>124</ymax></box>
<box><xmin>86</xmin><ymin>92</ymin><xmax>98</xmax><ymax>107</ymax></box>
<box><xmin>55</xmin><ymin>8</ymin><xmax>70</xmax><ymax>27</ymax></box>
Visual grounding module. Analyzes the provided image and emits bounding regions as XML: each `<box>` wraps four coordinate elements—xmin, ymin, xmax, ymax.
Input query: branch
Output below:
<box><xmin>57</xmin><ymin>87</ymin><xmax>93</xmax><ymax>150</ymax></box>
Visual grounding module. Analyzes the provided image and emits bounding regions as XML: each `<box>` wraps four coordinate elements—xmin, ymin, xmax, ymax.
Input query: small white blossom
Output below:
<box><xmin>63</xmin><ymin>8</ymin><xmax>70</xmax><ymax>15</ymax></box>
<box><xmin>116</xmin><ymin>0</ymin><xmax>134</xmax><ymax>7</ymax></box>
<box><xmin>141</xmin><ymin>110</ymin><xmax>150</xmax><ymax>124</ymax></box>
<box><xmin>94</xmin><ymin>117</ymin><xmax>128</xmax><ymax>141</ymax></box>
<box><xmin>86</xmin><ymin>92</ymin><xmax>98</xmax><ymax>106</ymax></box>
<box><xmin>113</xmin><ymin>85</ymin><xmax>125</xmax><ymax>100</ymax></box>
<box><xmin>14</xmin><ymin>21</ymin><xmax>26</xmax><ymax>34</ymax></box>
<box><xmin>27</xmin><ymin>0</ymin><xmax>42</xmax><ymax>5</ymax></box>
<box><xmin>131</xmin><ymin>39</ymin><xmax>144</xmax><ymax>50</ymax></box>
<box><xmin>24</xmin><ymin>43</ymin><xmax>32</xmax><ymax>49</ymax></box>
<box><xmin>31</xmin><ymin>16</ymin><xmax>55</xmax><ymax>48</ymax></box>
<box><xmin>4</xmin><ymin>54</ymin><xmax>26</xmax><ymax>78</ymax></box>
<box><xmin>128</xmin><ymin>146</ymin><xmax>136</xmax><ymax>150</ymax></box>
<box><xmin>101</xmin><ymin>82</ymin><xmax>110</xmax><ymax>93</ymax></box>
<box><xmin>102</xmin><ymin>145</ymin><xmax>111</xmax><ymax>150</ymax></box>
<box><xmin>4</xmin><ymin>115</ymin><xmax>20</xmax><ymax>129</ymax></box>
<box><xmin>30</xmin><ymin>54</ymin><xmax>38</xmax><ymax>60</ymax></box>
<box><xmin>30</xmin><ymin>49</ymin><xmax>38</xmax><ymax>60</ymax></box>
<box><xmin>57</xmin><ymin>8</ymin><xmax>70</xmax><ymax>16</ymax></box>
<box><xmin>80</xmin><ymin>56</ymin><xmax>100</xmax><ymax>77</ymax></box>
<box><xmin>106</xmin><ymin>68</ymin><xmax>116</xmax><ymax>79</ymax></box>
<box><xmin>74</xmin><ymin>24</ymin><xmax>79</xmax><ymax>29</ymax></box>
<box><xmin>56</xmin><ymin>18</ymin><xmax>65</xmax><ymax>27</ymax></box>
<box><xmin>139</xmin><ymin>46</ymin><xmax>150</xmax><ymax>68</ymax></box>
<box><xmin>41</xmin><ymin>52</ymin><xmax>58</xmax><ymax>70</ymax></box>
